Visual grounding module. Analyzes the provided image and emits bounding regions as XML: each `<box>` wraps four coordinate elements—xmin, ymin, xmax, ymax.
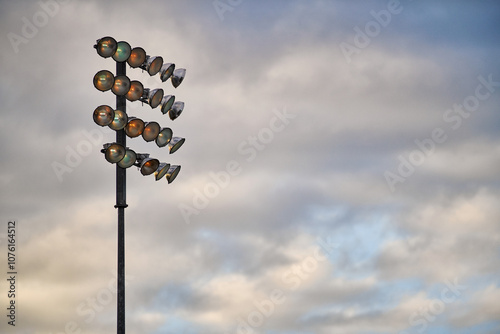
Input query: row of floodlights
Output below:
<box><xmin>93</xmin><ymin>105</ymin><xmax>185</xmax><ymax>150</ymax></box>
<box><xmin>94</xmin><ymin>36</ymin><xmax>186</xmax><ymax>86</ymax></box>
<box><xmin>93</xmin><ymin>70</ymin><xmax>185</xmax><ymax>119</ymax></box>
<box><xmin>101</xmin><ymin>144</ymin><xmax>180</xmax><ymax>183</ymax></box>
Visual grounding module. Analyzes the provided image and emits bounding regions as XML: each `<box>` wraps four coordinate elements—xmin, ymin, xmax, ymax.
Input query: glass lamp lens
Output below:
<box><xmin>124</xmin><ymin>118</ymin><xmax>145</xmax><ymax>138</ymax></box>
<box><xmin>171</xmin><ymin>68</ymin><xmax>186</xmax><ymax>88</ymax></box>
<box><xmin>147</xmin><ymin>56</ymin><xmax>163</xmax><ymax>76</ymax></box>
<box><xmin>160</xmin><ymin>95</ymin><xmax>175</xmax><ymax>114</ymax></box>
<box><xmin>105</xmin><ymin>143</ymin><xmax>125</xmax><ymax>163</ymax></box>
<box><xmin>140</xmin><ymin>158</ymin><xmax>160</xmax><ymax>175</ymax></box>
<box><xmin>108</xmin><ymin>109</ymin><xmax>128</xmax><ymax>130</ymax></box>
<box><xmin>93</xmin><ymin>70</ymin><xmax>114</xmax><ymax>91</ymax></box>
<box><xmin>149</xmin><ymin>88</ymin><xmax>164</xmax><ymax>108</ymax></box>
<box><xmin>156</xmin><ymin>128</ymin><xmax>173</xmax><ymax>147</ymax></box>
<box><xmin>168</xmin><ymin>137</ymin><xmax>185</xmax><ymax>154</ymax></box>
<box><xmin>96</xmin><ymin>36</ymin><xmax>117</xmax><ymax>58</ymax></box>
<box><xmin>112</xmin><ymin>41</ymin><xmax>131</xmax><ymax>62</ymax></box>
<box><xmin>126</xmin><ymin>81</ymin><xmax>144</xmax><ymax>101</ymax></box>
<box><xmin>169</xmin><ymin>101</ymin><xmax>184</xmax><ymax>120</ymax></box>
<box><xmin>127</xmin><ymin>47</ymin><xmax>146</xmax><ymax>68</ymax></box>
<box><xmin>112</xmin><ymin>75</ymin><xmax>131</xmax><ymax>96</ymax></box>
<box><xmin>166</xmin><ymin>165</ymin><xmax>181</xmax><ymax>184</ymax></box>
<box><xmin>117</xmin><ymin>149</ymin><xmax>137</xmax><ymax>168</ymax></box>
<box><xmin>93</xmin><ymin>105</ymin><xmax>114</xmax><ymax>126</ymax></box>
<box><xmin>142</xmin><ymin>122</ymin><xmax>160</xmax><ymax>142</ymax></box>
<box><xmin>160</xmin><ymin>63</ymin><xmax>175</xmax><ymax>82</ymax></box>
<box><xmin>154</xmin><ymin>163</ymin><xmax>171</xmax><ymax>181</ymax></box>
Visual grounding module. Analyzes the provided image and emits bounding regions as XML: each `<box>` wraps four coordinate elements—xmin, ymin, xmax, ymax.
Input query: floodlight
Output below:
<box><xmin>126</xmin><ymin>80</ymin><xmax>144</xmax><ymax>101</ymax></box>
<box><xmin>141</xmin><ymin>88</ymin><xmax>164</xmax><ymax>109</ymax></box>
<box><xmin>103</xmin><ymin>143</ymin><xmax>126</xmax><ymax>163</ymax></box>
<box><xmin>168</xmin><ymin>137</ymin><xmax>185</xmax><ymax>154</ymax></box>
<box><xmin>112</xmin><ymin>75</ymin><xmax>131</xmax><ymax>96</ymax></box>
<box><xmin>127</xmin><ymin>47</ymin><xmax>146</xmax><ymax>68</ymax></box>
<box><xmin>93</xmin><ymin>105</ymin><xmax>114</xmax><ymax>126</ymax></box>
<box><xmin>112</xmin><ymin>41</ymin><xmax>132</xmax><ymax>62</ymax></box>
<box><xmin>94</xmin><ymin>36</ymin><xmax>117</xmax><ymax>58</ymax></box>
<box><xmin>93</xmin><ymin>70</ymin><xmax>115</xmax><ymax>92</ymax></box>
<box><xmin>108</xmin><ymin>109</ymin><xmax>128</xmax><ymax>130</ymax></box>
<box><xmin>117</xmin><ymin>148</ymin><xmax>137</xmax><ymax>169</ymax></box>
<box><xmin>139</xmin><ymin>158</ymin><xmax>160</xmax><ymax>176</ymax></box>
<box><xmin>141</xmin><ymin>56</ymin><xmax>163</xmax><ymax>76</ymax></box>
<box><xmin>171</xmin><ymin>68</ymin><xmax>186</xmax><ymax>88</ymax></box>
<box><xmin>155</xmin><ymin>127</ymin><xmax>173</xmax><ymax>147</ymax></box>
<box><xmin>159</xmin><ymin>63</ymin><xmax>175</xmax><ymax>82</ymax></box>
<box><xmin>165</xmin><ymin>165</ymin><xmax>181</xmax><ymax>184</ymax></box>
<box><xmin>160</xmin><ymin>95</ymin><xmax>175</xmax><ymax>115</ymax></box>
<box><xmin>142</xmin><ymin>122</ymin><xmax>160</xmax><ymax>142</ymax></box>
<box><xmin>169</xmin><ymin>101</ymin><xmax>184</xmax><ymax>120</ymax></box>
<box><xmin>124</xmin><ymin>117</ymin><xmax>145</xmax><ymax>138</ymax></box>
<box><xmin>154</xmin><ymin>163</ymin><xmax>171</xmax><ymax>181</ymax></box>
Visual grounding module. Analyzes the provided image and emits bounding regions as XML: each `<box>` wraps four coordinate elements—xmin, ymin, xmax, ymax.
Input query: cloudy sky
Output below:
<box><xmin>1</xmin><ymin>0</ymin><xmax>500</xmax><ymax>333</ymax></box>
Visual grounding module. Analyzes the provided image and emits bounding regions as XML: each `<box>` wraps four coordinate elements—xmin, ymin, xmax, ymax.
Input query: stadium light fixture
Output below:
<box><xmin>141</xmin><ymin>55</ymin><xmax>163</xmax><ymax>76</ymax></box>
<box><xmin>112</xmin><ymin>41</ymin><xmax>132</xmax><ymax>63</ymax></box>
<box><xmin>127</xmin><ymin>47</ymin><xmax>146</xmax><ymax>68</ymax></box>
<box><xmin>167</xmin><ymin>137</ymin><xmax>185</xmax><ymax>154</ymax></box>
<box><xmin>94</xmin><ymin>36</ymin><xmax>117</xmax><ymax>58</ymax></box>
<box><xmin>169</xmin><ymin>101</ymin><xmax>184</xmax><ymax>120</ymax></box>
<box><xmin>171</xmin><ymin>68</ymin><xmax>186</xmax><ymax>88</ymax></box>
<box><xmin>160</xmin><ymin>95</ymin><xmax>175</xmax><ymax>115</ymax></box>
<box><xmin>166</xmin><ymin>165</ymin><xmax>181</xmax><ymax>184</ymax></box>
<box><xmin>160</xmin><ymin>63</ymin><xmax>175</xmax><ymax>82</ymax></box>
<box><xmin>93</xmin><ymin>70</ymin><xmax>115</xmax><ymax>92</ymax></box>
<box><xmin>140</xmin><ymin>88</ymin><xmax>164</xmax><ymax>108</ymax></box>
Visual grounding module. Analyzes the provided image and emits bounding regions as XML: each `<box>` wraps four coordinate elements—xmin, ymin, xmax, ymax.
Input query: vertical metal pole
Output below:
<box><xmin>115</xmin><ymin>61</ymin><xmax>127</xmax><ymax>334</ymax></box>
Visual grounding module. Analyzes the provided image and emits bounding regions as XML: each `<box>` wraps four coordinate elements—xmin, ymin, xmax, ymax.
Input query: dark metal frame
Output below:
<box><xmin>115</xmin><ymin>61</ymin><xmax>127</xmax><ymax>334</ymax></box>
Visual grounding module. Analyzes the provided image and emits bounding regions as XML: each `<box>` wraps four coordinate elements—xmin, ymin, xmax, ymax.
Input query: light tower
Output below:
<box><xmin>93</xmin><ymin>36</ymin><xmax>187</xmax><ymax>333</ymax></box>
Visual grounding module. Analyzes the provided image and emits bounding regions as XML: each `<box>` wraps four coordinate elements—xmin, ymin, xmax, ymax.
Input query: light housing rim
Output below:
<box><xmin>117</xmin><ymin>148</ymin><xmax>137</xmax><ymax>169</ymax></box>
<box><xmin>126</xmin><ymin>80</ymin><xmax>144</xmax><ymax>102</ymax></box>
<box><xmin>112</xmin><ymin>41</ymin><xmax>132</xmax><ymax>63</ymax></box>
<box><xmin>141</xmin><ymin>55</ymin><xmax>164</xmax><ymax>76</ymax></box>
<box><xmin>127</xmin><ymin>47</ymin><xmax>146</xmax><ymax>68</ymax></box>
<box><xmin>103</xmin><ymin>142</ymin><xmax>126</xmax><ymax>164</ymax></box>
<box><xmin>171</xmin><ymin>68</ymin><xmax>186</xmax><ymax>88</ymax></box>
<box><xmin>160</xmin><ymin>95</ymin><xmax>175</xmax><ymax>115</ymax></box>
<box><xmin>93</xmin><ymin>105</ymin><xmax>115</xmax><ymax>126</ymax></box>
<box><xmin>94</xmin><ymin>36</ymin><xmax>117</xmax><ymax>58</ymax></box>
<box><xmin>169</xmin><ymin>101</ymin><xmax>184</xmax><ymax>120</ymax></box>
<box><xmin>111</xmin><ymin>75</ymin><xmax>131</xmax><ymax>96</ymax></box>
<box><xmin>93</xmin><ymin>70</ymin><xmax>115</xmax><ymax>92</ymax></box>
<box><xmin>139</xmin><ymin>158</ymin><xmax>160</xmax><ymax>176</ymax></box>
<box><xmin>124</xmin><ymin>117</ymin><xmax>145</xmax><ymax>138</ymax></box>
<box><xmin>141</xmin><ymin>88</ymin><xmax>164</xmax><ymax>109</ymax></box>
<box><xmin>168</xmin><ymin>137</ymin><xmax>185</xmax><ymax>154</ymax></box>
<box><xmin>155</xmin><ymin>127</ymin><xmax>173</xmax><ymax>147</ymax></box>
<box><xmin>108</xmin><ymin>109</ymin><xmax>128</xmax><ymax>131</ymax></box>
<box><xmin>166</xmin><ymin>165</ymin><xmax>181</xmax><ymax>184</ymax></box>
<box><xmin>160</xmin><ymin>63</ymin><xmax>175</xmax><ymax>82</ymax></box>
<box><xmin>142</xmin><ymin>121</ymin><xmax>161</xmax><ymax>142</ymax></box>
<box><xmin>154</xmin><ymin>162</ymin><xmax>171</xmax><ymax>181</ymax></box>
